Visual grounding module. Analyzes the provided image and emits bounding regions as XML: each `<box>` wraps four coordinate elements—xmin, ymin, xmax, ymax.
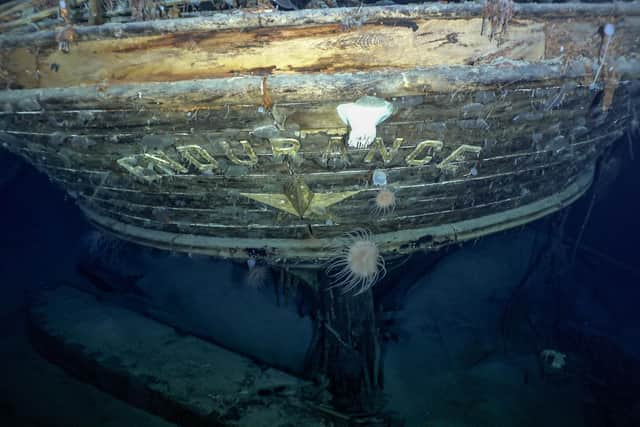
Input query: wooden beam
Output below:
<box><xmin>1</xmin><ymin>58</ymin><xmax>639</xmax><ymax>109</ymax></box>
<box><xmin>2</xmin><ymin>2</ymin><xmax>640</xmax><ymax>46</ymax></box>
<box><xmin>0</xmin><ymin>6</ymin><xmax>58</xmax><ymax>31</ymax></box>
<box><xmin>88</xmin><ymin>0</ymin><xmax>104</xmax><ymax>25</ymax></box>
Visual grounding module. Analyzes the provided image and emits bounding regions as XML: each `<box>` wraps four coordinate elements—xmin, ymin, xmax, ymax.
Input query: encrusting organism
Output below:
<box><xmin>336</xmin><ymin>96</ymin><xmax>395</xmax><ymax>149</ymax></box>
<box><xmin>326</xmin><ymin>229</ymin><xmax>386</xmax><ymax>295</ymax></box>
<box><xmin>370</xmin><ymin>169</ymin><xmax>395</xmax><ymax>216</ymax></box>
<box><xmin>372</xmin><ymin>187</ymin><xmax>396</xmax><ymax>216</ymax></box>
<box><xmin>245</xmin><ymin>257</ymin><xmax>271</xmax><ymax>288</ymax></box>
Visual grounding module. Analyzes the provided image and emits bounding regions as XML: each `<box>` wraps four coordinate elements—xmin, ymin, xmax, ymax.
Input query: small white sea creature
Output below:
<box><xmin>372</xmin><ymin>188</ymin><xmax>396</xmax><ymax>216</ymax></box>
<box><xmin>337</xmin><ymin>96</ymin><xmax>395</xmax><ymax>149</ymax></box>
<box><xmin>326</xmin><ymin>229</ymin><xmax>386</xmax><ymax>295</ymax></box>
<box><xmin>372</xmin><ymin>169</ymin><xmax>388</xmax><ymax>187</ymax></box>
<box><xmin>245</xmin><ymin>257</ymin><xmax>270</xmax><ymax>288</ymax></box>
<box><xmin>541</xmin><ymin>349</ymin><xmax>567</xmax><ymax>370</ymax></box>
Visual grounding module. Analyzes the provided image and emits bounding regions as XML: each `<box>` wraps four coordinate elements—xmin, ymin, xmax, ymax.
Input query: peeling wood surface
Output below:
<box><xmin>1</xmin><ymin>4</ymin><xmax>639</xmax><ymax>89</ymax></box>
<box><xmin>1</xmin><ymin>58</ymin><xmax>639</xmax><ymax>107</ymax></box>
<box><xmin>0</xmin><ymin>57</ymin><xmax>640</xmax><ymax>108</ymax></box>
<box><xmin>5</xmin><ymin>17</ymin><xmax>549</xmax><ymax>88</ymax></box>
<box><xmin>3</xmin><ymin>3</ymin><xmax>640</xmax><ymax>43</ymax></box>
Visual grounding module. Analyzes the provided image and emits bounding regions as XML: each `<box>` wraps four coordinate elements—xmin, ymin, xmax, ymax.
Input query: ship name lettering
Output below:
<box><xmin>364</xmin><ymin>137</ymin><xmax>404</xmax><ymax>164</ymax></box>
<box><xmin>270</xmin><ymin>138</ymin><xmax>301</xmax><ymax>157</ymax></box>
<box><xmin>219</xmin><ymin>140</ymin><xmax>258</xmax><ymax>166</ymax></box>
<box><xmin>117</xmin><ymin>136</ymin><xmax>482</xmax><ymax>179</ymax></box>
<box><xmin>405</xmin><ymin>140</ymin><xmax>444</xmax><ymax>166</ymax></box>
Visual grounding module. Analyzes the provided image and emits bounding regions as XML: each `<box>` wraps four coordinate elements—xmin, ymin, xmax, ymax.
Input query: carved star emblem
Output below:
<box><xmin>240</xmin><ymin>177</ymin><xmax>359</xmax><ymax>219</ymax></box>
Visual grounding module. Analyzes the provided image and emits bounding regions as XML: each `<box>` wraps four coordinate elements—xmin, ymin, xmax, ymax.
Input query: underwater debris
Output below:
<box><xmin>0</xmin><ymin>51</ymin><xmax>15</xmax><ymax>89</ymax></box>
<box><xmin>271</xmin><ymin>0</ymin><xmax>297</xmax><ymax>10</ymax></box>
<box><xmin>599</xmin><ymin>23</ymin><xmax>616</xmax><ymax>62</ymax></box>
<box><xmin>630</xmin><ymin>102</ymin><xmax>639</xmax><ymax>136</ymax></box>
<box><xmin>541</xmin><ymin>349</ymin><xmax>567</xmax><ymax>370</ymax></box>
<box><xmin>340</xmin><ymin>10</ymin><xmax>365</xmax><ymax>32</ymax></box>
<box><xmin>261</xmin><ymin>76</ymin><xmax>272</xmax><ymax>112</ymax></box>
<box><xmin>327</xmin><ymin>229</ymin><xmax>386</xmax><ymax>295</ymax></box>
<box><xmin>602</xmin><ymin>65</ymin><xmax>620</xmax><ymax>112</ymax></box>
<box><xmin>250</xmin><ymin>124</ymin><xmax>280</xmax><ymax>139</ymax></box>
<box><xmin>58</xmin><ymin>0</ymin><xmax>71</xmax><ymax>24</ymax></box>
<box><xmin>628</xmin><ymin>101</ymin><xmax>639</xmax><ymax>160</ymax></box>
<box><xmin>32</xmin><ymin>0</ymin><xmax>57</xmax><ymax>12</ymax></box>
<box><xmin>130</xmin><ymin>0</ymin><xmax>161</xmax><ymax>21</ymax></box>
<box><xmin>591</xmin><ymin>23</ymin><xmax>616</xmax><ymax>89</ymax></box>
<box><xmin>481</xmin><ymin>0</ymin><xmax>514</xmax><ymax>46</ymax></box>
<box><xmin>55</xmin><ymin>25</ymin><xmax>77</xmax><ymax>53</ymax></box>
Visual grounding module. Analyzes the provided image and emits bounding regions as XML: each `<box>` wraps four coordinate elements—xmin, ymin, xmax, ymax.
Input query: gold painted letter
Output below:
<box><xmin>405</xmin><ymin>140</ymin><xmax>444</xmax><ymax>166</ymax></box>
<box><xmin>176</xmin><ymin>144</ymin><xmax>218</xmax><ymax>173</ymax></box>
<box><xmin>364</xmin><ymin>137</ymin><xmax>403</xmax><ymax>164</ymax></box>
<box><xmin>117</xmin><ymin>152</ymin><xmax>188</xmax><ymax>183</ymax></box>
<box><xmin>270</xmin><ymin>138</ymin><xmax>301</xmax><ymax>157</ymax></box>
<box><xmin>437</xmin><ymin>144</ymin><xmax>482</xmax><ymax>173</ymax></box>
<box><xmin>220</xmin><ymin>140</ymin><xmax>258</xmax><ymax>166</ymax></box>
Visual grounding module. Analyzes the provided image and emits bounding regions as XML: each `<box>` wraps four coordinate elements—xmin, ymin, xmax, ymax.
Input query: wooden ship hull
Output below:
<box><xmin>2</xmin><ymin>1</ymin><xmax>640</xmax><ymax>422</ymax></box>
<box><xmin>1</xmin><ymin>2</ymin><xmax>639</xmax><ymax>266</ymax></box>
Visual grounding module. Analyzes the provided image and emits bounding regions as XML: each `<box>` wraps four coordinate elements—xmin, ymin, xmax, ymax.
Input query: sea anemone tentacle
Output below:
<box><xmin>326</xmin><ymin>229</ymin><xmax>386</xmax><ymax>295</ymax></box>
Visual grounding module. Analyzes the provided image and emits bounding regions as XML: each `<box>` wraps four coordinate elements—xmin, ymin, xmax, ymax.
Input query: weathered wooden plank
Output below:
<box><xmin>66</xmin><ymin>166</ymin><xmax>590</xmax><ymax>263</ymax></box>
<box><xmin>77</xmin><ymin>166</ymin><xmax>592</xmax><ymax>256</ymax></box>
<box><xmin>2</xmin><ymin>107</ymin><xmax>615</xmax><ymax>191</ymax></box>
<box><xmin>3</xmin><ymin>3</ymin><xmax>639</xmax><ymax>45</ymax></box>
<box><xmin>23</xmin><ymin>144</ymin><xmax>593</xmax><ymax>240</ymax></box>
<box><xmin>5</xmin><ymin>16</ymin><xmax>548</xmax><ymax>88</ymax></box>
<box><xmin>2</xmin><ymin>57</ymin><xmax>639</xmax><ymax>109</ymax></box>
<box><xmin>2</xmin><ymin>10</ymin><xmax>638</xmax><ymax>90</ymax></box>
<box><xmin>0</xmin><ymin>73</ymin><xmax>619</xmax><ymax>172</ymax></box>
<box><xmin>74</xmin><ymin>161</ymin><xmax>584</xmax><ymax>237</ymax></box>
<box><xmin>6</xmin><ymin>105</ymin><xmax>609</xmax><ymax>181</ymax></box>
<box><xmin>0</xmin><ymin>83</ymin><xmax>597</xmax><ymax>136</ymax></box>
<box><xmin>20</xmin><ymin>130</ymin><xmax>600</xmax><ymax>192</ymax></box>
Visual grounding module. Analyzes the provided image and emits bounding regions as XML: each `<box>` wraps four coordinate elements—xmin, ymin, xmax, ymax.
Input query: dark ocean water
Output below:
<box><xmin>0</xmin><ymin>130</ymin><xmax>639</xmax><ymax>426</ymax></box>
